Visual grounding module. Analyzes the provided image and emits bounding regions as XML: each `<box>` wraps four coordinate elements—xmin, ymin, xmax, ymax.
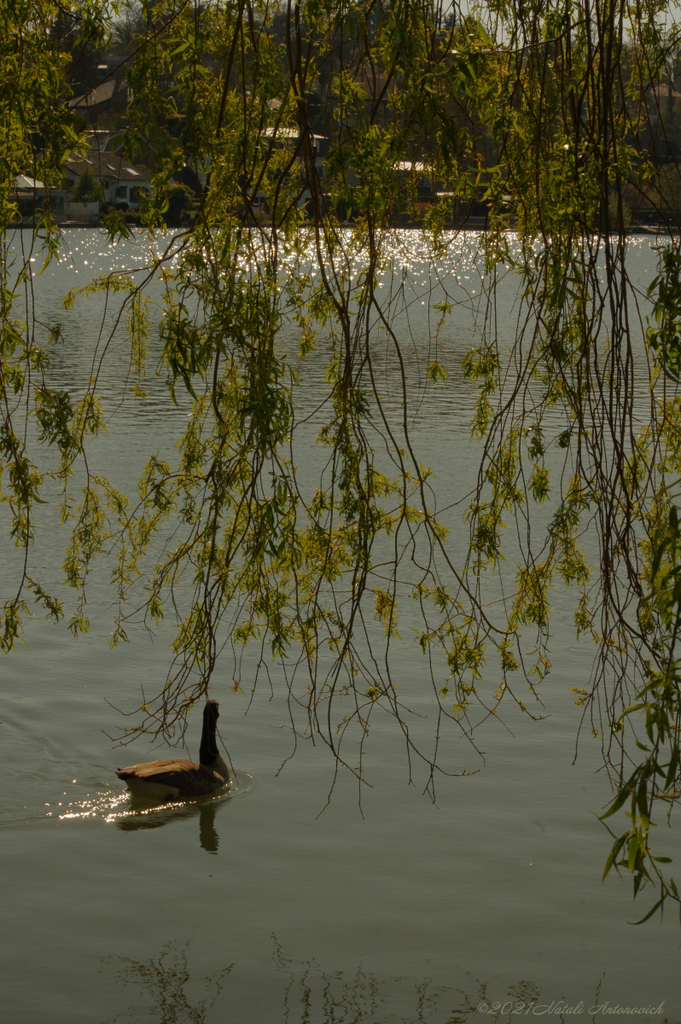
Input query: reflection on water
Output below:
<box><xmin>272</xmin><ymin>938</ymin><xmax>484</xmax><ymax>1024</ymax></box>
<box><xmin>199</xmin><ymin>804</ymin><xmax>219</xmax><ymax>854</ymax></box>
<box><xmin>101</xmin><ymin>939</ymin><xmax>233</xmax><ymax>1024</ymax></box>
<box><xmin>100</xmin><ymin>935</ymin><xmax>569</xmax><ymax>1024</ymax></box>
<box><xmin>55</xmin><ymin>770</ymin><xmax>253</xmax><ymax>848</ymax></box>
<box><xmin>117</xmin><ymin>800</ymin><xmax>221</xmax><ymax>854</ymax></box>
<box><xmin>109</xmin><ymin>771</ymin><xmax>254</xmax><ymax>853</ymax></box>
<box><xmin>100</xmin><ymin>934</ymin><xmax>681</xmax><ymax>1024</ymax></box>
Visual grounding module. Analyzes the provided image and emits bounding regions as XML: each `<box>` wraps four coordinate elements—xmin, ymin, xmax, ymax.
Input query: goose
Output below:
<box><xmin>116</xmin><ymin>700</ymin><xmax>230</xmax><ymax>800</ymax></box>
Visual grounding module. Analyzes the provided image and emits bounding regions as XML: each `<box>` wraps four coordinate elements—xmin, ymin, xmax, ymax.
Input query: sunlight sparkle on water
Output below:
<box><xmin>56</xmin><ymin>772</ymin><xmax>253</xmax><ymax>823</ymax></box>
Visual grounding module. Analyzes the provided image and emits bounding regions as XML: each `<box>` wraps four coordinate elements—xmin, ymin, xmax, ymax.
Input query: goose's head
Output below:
<box><xmin>204</xmin><ymin>699</ymin><xmax>219</xmax><ymax>722</ymax></box>
<box><xmin>200</xmin><ymin>700</ymin><xmax>221</xmax><ymax>765</ymax></box>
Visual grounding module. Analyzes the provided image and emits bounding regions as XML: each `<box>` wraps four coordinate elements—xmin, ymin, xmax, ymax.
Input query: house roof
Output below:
<box><xmin>85</xmin><ymin>130</ymin><xmax>116</xmax><ymax>152</ymax></box>
<box><xmin>68</xmin><ymin>76</ymin><xmax>127</xmax><ymax>110</ymax></box>
<box><xmin>69</xmin><ymin>79</ymin><xmax>116</xmax><ymax>108</ymax></box>
<box><xmin>64</xmin><ymin>153</ymin><xmax>148</xmax><ymax>182</ymax></box>
<box><xmin>15</xmin><ymin>174</ymin><xmax>45</xmax><ymax>190</ymax></box>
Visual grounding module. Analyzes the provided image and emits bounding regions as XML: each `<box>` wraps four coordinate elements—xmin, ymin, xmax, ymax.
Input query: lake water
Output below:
<box><xmin>1</xmin><ymin>229</ymin><xmax>679</xmax><ymax>1024</ymax></box>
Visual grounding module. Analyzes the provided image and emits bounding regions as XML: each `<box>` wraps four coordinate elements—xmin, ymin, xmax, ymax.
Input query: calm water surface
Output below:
<box><xmin>1</xmin><ymin>229</ymin><xmax>679</xmax><ymax>1024</ymax></box>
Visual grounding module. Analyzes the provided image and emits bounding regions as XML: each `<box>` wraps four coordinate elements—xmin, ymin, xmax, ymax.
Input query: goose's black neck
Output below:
<box><xmin>199</xmin><ymin>701</ymin><xmax>220</xmax><ymax>765</ymax></box>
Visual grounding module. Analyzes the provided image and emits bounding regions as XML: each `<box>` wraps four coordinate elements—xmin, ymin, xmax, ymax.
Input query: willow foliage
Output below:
<box><xmin>3</xmin><ymin>0</ymin><xmax>681</xmax><ymax>917</ymax></box>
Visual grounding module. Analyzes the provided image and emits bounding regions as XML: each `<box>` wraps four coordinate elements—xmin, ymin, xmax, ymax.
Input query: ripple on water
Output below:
<box><xmin>63</xmin><ymin>770</ymin><xmax>255</xmax><ymax>824</ymax></box>
<box><xmin>1</xmin><ymin>771</ymin><xmax>255</xmax><ymax>828</ymax></box>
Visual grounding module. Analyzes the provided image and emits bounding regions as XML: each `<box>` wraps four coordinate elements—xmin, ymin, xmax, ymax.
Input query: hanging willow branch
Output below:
<box><xmin>3</xmin><ymin>0</ymin><xmax>681</xmax><ymax>914</ymax></box>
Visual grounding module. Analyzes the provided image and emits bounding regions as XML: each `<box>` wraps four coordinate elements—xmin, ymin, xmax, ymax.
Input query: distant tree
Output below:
<box><xmin>50</xmin><ymin>6</ymin><xmax>110</xmax><ymax>98</ymax></box>
<box><xmin>163</xmin><ymin>182</ymin><xmax>196</xmax><ymax>226</ymax></box>
<box><xmin>70</xmin><ymin>166</ymin><xmax>102</xmax><ymax>202</ymax></box>
<box><xmin>109</xmin><ymin>0</ymin><xmax>147</xmax><ymax>62</ymax></box>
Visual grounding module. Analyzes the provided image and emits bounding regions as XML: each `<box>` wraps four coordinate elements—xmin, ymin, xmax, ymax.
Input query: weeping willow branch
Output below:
<box><xmin>3</xmin><ymin>0</ymin><xmax>681</xmax><ymax>916</ymax></box>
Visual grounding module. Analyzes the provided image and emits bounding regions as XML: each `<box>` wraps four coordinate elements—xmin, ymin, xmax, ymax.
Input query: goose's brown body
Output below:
<box><xmin>116</xmin><ymin>701</ymin><xmax>229</xmax><ymax>800</ymax></box>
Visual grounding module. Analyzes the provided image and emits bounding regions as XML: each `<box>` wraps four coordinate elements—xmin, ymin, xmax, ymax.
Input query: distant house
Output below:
<box><xmin>255</xmin><ymin>125</ymin><xmax>327</xmax><ymax>210</ymax></box>
<box><xmin>13</xmin><ymin>174</ymin><xmax>67</xmax><ymax>225</ymax></box>
<box><xmin>68</xmin><ymin>71</ymin><xmax>130</xmax><ymax>124</ymax></box>
<box><xmin>63</xmin><ymin>152</ymin><xmax>151</xmax><ymax>209</ymax></box>
<box><xmin>263</xmin><ymin>125</ymin><xmax>327</xmax><ymax>160</ymax></box>
<box><xmin>393</xmin><ymin>160</ymin><xmax>439</xmax><ymax>202</ymax></box>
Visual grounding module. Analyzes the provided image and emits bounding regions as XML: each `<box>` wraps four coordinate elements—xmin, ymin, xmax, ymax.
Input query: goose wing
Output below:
<box><xmin>116</xmin><ymin>758</ymin><xmax>226</xmax><ymax>797</ymax></box>
<box><xmin>116</xmin><ymin>758</ymin><xmax>199</xmax><ymax>779</ymax></box>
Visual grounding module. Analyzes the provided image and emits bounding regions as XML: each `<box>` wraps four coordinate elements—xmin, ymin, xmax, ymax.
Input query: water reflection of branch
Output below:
<box><xmin>271</xmin><ymin>934</ymin><xmax>488</xmax><ymax>1024</ymax></box>
<box><xmin>102</xmin><ymin>933</ymin><xmax>558</xmax><ymax>1024</ymax></box>
<box><xmin>101</xmin><ymin>939</ymin><xmax>233</xmax><ymax>1024</ymax></box>
<box><xmin>115</xmin><ymin>799</ymin><xmax>222</xmax><ymax>854</ymax></box>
